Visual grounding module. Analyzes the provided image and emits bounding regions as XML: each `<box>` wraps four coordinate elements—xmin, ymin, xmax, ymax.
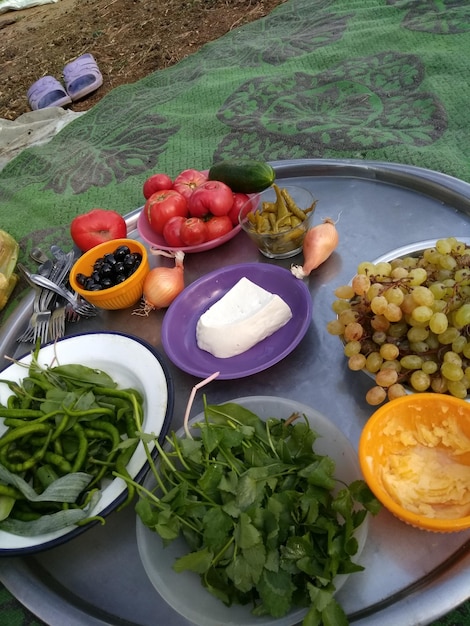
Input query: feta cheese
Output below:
<box><xmin>196</xmin><ymin>277</ymin><xmax>292</xmax><ymax>358</ymax></box>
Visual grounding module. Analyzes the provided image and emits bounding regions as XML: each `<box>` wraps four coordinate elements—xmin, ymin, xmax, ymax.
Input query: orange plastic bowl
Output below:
<box><xmin>359</xmin><ymin>393</ymin><xmax>470</xmax><ymax>532</ymax></box>
<box><xmin>69</xmin><ymin>238</ymin><xmax>150</xmax><ymax>310</ymax></box>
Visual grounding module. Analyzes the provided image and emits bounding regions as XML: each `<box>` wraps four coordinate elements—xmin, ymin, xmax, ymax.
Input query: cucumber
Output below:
<box><xmin>208</xmin><ymin>160</ymin><xmax>276</xmax><ymax>194</ymax></box>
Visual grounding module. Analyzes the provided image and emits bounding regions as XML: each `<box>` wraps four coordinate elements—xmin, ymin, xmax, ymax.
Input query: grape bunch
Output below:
<box><xmin>327</xmin><ymin>237</ymin><xmax>470</xmax><ymax>405</ymax></box>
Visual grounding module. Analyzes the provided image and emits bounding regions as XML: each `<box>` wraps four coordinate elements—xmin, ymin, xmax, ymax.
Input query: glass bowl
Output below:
<box><xmin>238</xmin><ymin>185</ymin><xmax>315</xmax><ymax>259</ymax></box>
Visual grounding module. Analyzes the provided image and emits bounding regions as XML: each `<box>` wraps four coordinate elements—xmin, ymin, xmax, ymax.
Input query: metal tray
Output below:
<box><xmin>1</xmin><ymin>158</ymin><xmax>470</xmax><ymax>626</ymax></box>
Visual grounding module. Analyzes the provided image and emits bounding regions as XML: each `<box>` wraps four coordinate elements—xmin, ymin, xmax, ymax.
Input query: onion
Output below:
<box><xmin>291</xmin><ymin>217</ymin><xmax>339</xmax><ymax>278</ymax></box>
<box><xmin>133</xmin><ymin>250</ymin><xmax>185</xmax><ymax>315</ymax></box>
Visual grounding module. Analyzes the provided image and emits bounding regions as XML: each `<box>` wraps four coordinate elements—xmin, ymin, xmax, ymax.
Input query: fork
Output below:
<box><xmin>32</xmin><ymin>309</ymin><xmax>52</xmax><ymax>344</ymax></box>
<box><xmin>20</xmin><ymin>271</ymin><xmax>97</xmax><ymax>317</ymax></box>
<box><xmin>49</xmin><ymin>306</ymin><xmax>66</xmax><ymax>340</ymax></box>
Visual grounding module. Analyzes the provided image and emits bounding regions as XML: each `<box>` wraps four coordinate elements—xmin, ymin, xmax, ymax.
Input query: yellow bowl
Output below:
<box><xmin>359</xmin><ymin>393</ymin><xmax>470</xmax><ymax>532</ymax></box>
<box><xmin>69</xmin><ymin>238</ymin><xmax>150</xmax><ymax>310</ymax></box>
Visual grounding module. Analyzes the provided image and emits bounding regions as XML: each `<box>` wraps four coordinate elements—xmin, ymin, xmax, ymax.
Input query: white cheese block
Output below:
<box><xmin>196</xmin><ymin>277</ymin><xmax>292</xmax><ymax>358</ymax></box>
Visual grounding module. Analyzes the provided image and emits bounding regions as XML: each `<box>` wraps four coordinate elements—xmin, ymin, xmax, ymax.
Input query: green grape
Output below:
<box><xmin>454</xmin><ymin>268</ymin><xmax>470</xmax><ymax>285</ymax></box>
<box><xmin>429</xmin><ymin>282</ymin><xmax>447</xmax><ymax>299</ymax></box>
<box><xmin>366</xmin><ymin>352</ymin><xmax>383</xmax><ymax>373</ymax></box>
<box><xmin>334</xmin><ymin>284</ymin><xmax>355</xmax><ymax>299</ymax></box>
<box><xmin>384</xmin><ymin>286</ymin><xmax>405</xmax><ymax>305</ymax></box>
<box><xmin>344</xmin><ymin>340</ymin><xmax>361</xmax><ymax>357</ymax></box>
<box><xmin>443</xmin><ymin>351</ymin><xmax>462</xmax><ymax>366</ymax></box>
<box><xmin>410</xmin><ymin>370</ymin><xmax>431</xmax><ymax>391</ymax></box>
<box><xmin>411</xmin><ymin>285</ymin><xmax>434</xmax><ymax>306</ymax></box>
<box><xmin>375</xmin><ymin>368</ymin><xmax>398</xmax><ymax>387</ymax></box>
<box><xmin>436</xmin><ymin>239</ymin><xmax>452</xmax><ymax>254</ymax></box>
<box><xmin>441</xmin><ymin>361</ymin><xmax>464</xmax><ymax>382</ymax></box>
<box><xmin>447</xmin><ymin>380</ymin><xmax>468</xmax><ymax>399</ymax></box>
<box><xmin>454</xmin><ymin>303</ymin><xmax>470</xmax><ymax>329</ymax></box>
<box><xmin>431</xmin><ymin>376</ymin><xmax>448</xmax><ymax>394</ymax></box>
<box><xmin>400</xmin><ymin>355</ymin><xmax>423</xmax><ymax>370</ymax></box>
<box><xmin>391</xmin><ymin>267</ymin><xmax>409</xmax><ymax>279</ymax></box>
<box><xmin>388</xmin><ymin>321</ymin><xmax>408</xmax><ymax>338</ymax></box>
<box><xmin>384</xmin><ymin>302</ymin><xmax>402</xmax><ymax>322</ymax></box>
<box><xmin>422</xmin><ymin>360</ymin><xmax>438</xmax><ymax>374</ymax></box>
<box><xmin>452</xmin><ymin>336</ymin><xmax>467</xmax><ymax>354</ymax></box>
<box><xmin>438</xmin><ymin>327</ymin><xmax>461</xmax><ymax>345</ymax></box>
<box><xmin>370</xmin><ymin>314</ymin><xmax>390</xmax><ymax>332</ymax></box>
<box><xmin>348</xmin><ymin>354</ymin><xmax>367</xmax><ymax>371</ymax></box>
<box><xmin>407</xmin><ymin>326</ymin><xmax>429</xmax><ymax>343</ymax></box>
<box><xmin>439</xmin><ymin>254</ymin><xmax>457</xmax><ymax>270</ymax></box>
<box><xmin>326</xmin><ymin>319</ymin><xmax>345</xmax><ymax>336</ymax></box>
<box><xmin>380</xmin><ymin>343</ymin><xmax>399</xmax><ymax>360</ymax></box>
<box><xmin>374</xmin><ymin>261</ymin><xmax>392</xmax><ymax>278</ymax></box>
<box><xmin>344</xmin><ymin>322</ymin><xmax>364</xmax><ymax>341</ymax></box>
<box><xmin>357</xmin><ymin>261</ymin><xmax>375</xmax><ymax>275</ymax></box>
<box><xmin>351</xmin><ymin>274</ymin><xmax>371</xmax><ymax>296</ymax></box>
<box><xmin>372</xmin><ymin>330</ymin><xmax>387</xmax><ymax>344</ymax></box>
<box><xmin>411</xmin><ymin>305</ymin><xmax>433</xmax><ymax>323</ymax></box>
<box><xmin>387</xmin><ymin>383</ymin><xmax>407</xmax><ymax>400</ymax></box>
<box><xmin>366</xmin><ymin>386</ymin><xmax>387</xmax><ymax>405</ymax></box>
<box><xmin>408</xmin><ymin>267</ymin><xmax>427</xmax><ymax>285</ymax></box>
<box><xmin>367</xmin><ymin>283</ymin><xmax>384</xmax><ymax>300</ymax></box>
<box><xmin>338</xmin><ymin>309</ymin><xmax>360</xmax><ymax>325</ymax></box>
<box><xmin>331</xmin><ymin>299</ymin><xmax>351</xmax><ymax>314</ymax></box>
<box><xmin>380</xmin><ymin>359</ymin><xmax>401</xmax><ymax>372</ymax></box>
<box><xmin>429</xmin><ymin>311</ymin><xmax>448</xmax><ymax>334</ymax></box>
<box><xmin>370</xmin><ymin>296</ymin><xmax>388</xmax><ymax>315</ymax></box>
<box><xmin>409</xmin><ymin>341</ymin><xmax>429</xmax><ymax>354</ymax></box>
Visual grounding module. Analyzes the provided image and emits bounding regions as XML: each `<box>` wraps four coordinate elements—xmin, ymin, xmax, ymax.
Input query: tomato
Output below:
<box><xmin>145</xmin><ymin>190</ymin><xmax>188</xmax><ymax>235</ymax></box>
<box><xmin>180</xmin><ymin>217</ymin><xmax>208</xmax><ymax>246</ymax></box>
<box><xmin>206</xmin><ymin>215</ymin><xmax>233</xmax><ymax>241</ymax></box>
<box><xmin>70</xmin><ymin>208</ymin><xmax>127</xmax><ymax>252</ymax></box>
<box><xmin>188</xmin><ymin>180</ymin><xmax>234</xmax><ymax>218</ymax></box>
<box><xmin>143</xmin><ymin>173</ymin><xmax>173</xmax><ymax>199</ymax></box>
<box><xmin>173</xmin><ymin>169</ymin><xmax>208</xmax><ymax>200</ymax></box>
<box><xmin>227</xmin><ymin>192</ymin><xmax>251</xmax><ymax>226</ymax></box>
<box><xmin>162</xmin><ymin>215</ymin><xmax>186</xmax><ymax>247</ymax></box>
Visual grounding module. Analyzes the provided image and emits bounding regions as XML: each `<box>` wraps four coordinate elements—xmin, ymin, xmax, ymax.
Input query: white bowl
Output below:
<box><xmin>0</xmin><ymin>331</ymin><xmax>174</xmax><ymax>555</ymax></box>
<box><xmin>136</xmin><ymin>396</ymin><xmax>368</xmax><ymax>626</ymax></box>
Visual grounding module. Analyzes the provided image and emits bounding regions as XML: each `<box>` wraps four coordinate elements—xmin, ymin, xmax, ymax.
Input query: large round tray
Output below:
<box><xmin>1</xmin><ymin>158</ymin><xmax>470</xmax><ymax>626</ymax></box>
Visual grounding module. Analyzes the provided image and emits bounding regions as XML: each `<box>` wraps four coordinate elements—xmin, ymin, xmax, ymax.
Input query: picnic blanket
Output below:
<box><xmin>1</xmin><ymin>0</ymin><xmax>470</xmax><ymax>624</ymax></box>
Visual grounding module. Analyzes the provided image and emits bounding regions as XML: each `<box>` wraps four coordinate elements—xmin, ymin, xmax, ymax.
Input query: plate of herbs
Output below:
<box><xmin>135</xmin><ymin>394</ymin><xmax>379</xmax><ymax>626</ymax></box>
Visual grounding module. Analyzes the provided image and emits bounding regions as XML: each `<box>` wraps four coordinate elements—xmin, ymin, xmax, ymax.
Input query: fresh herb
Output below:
<box><xmin>0</xmin><ymin>343</ymin><xmax>144</xmax><ymax>535</ymax></box>
<box><xmin>129</xmin><ymin>391</ymin><xmax>380</xmax><ymax>625</ymax></box>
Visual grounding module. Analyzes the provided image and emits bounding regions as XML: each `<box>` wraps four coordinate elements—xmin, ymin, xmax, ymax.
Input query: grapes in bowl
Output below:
<box><xmin>327</xmin><ymin>237</ymin><xmax>470</xmax><ymax>405</ymax></box>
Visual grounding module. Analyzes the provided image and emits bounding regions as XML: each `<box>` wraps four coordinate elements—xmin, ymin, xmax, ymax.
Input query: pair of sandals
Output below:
<box><xmin>27</xmin><ymin>53</ymin><xmax>103</xmax><ymax>111</ymax></box>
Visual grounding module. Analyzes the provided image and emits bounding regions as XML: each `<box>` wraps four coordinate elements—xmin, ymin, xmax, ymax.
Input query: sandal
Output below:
<box><xmin>27</xmin><ymin>76</ymin><xmax>72</xmax><ymax>111</ymax></box>
<box><xmin>63</xmin><ymin>53</ymin><xmax>103</xmax><ymax>101</ymax></box>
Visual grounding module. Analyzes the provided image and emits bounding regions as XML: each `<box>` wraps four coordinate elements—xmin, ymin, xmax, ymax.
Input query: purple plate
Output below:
<box><xmin>161</xmin><ymin>263</ymin><xmax>312</xmax><ymax>379</ymax></box>
<box><xmin>137</xmin><ymin>207</ymin><xmax>242</xmax><ymax>253</ymax></box>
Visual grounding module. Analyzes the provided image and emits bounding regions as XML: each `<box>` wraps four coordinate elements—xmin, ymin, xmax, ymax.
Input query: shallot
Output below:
<box><xmin>291</xmin><ymin>217</ymin><xmax>339</xmax><ymax>278</ymax></box>
<box><xmin>133</xmin><ymin>250</ymin><xmax>185</xmax><ymax>315</ymax></box>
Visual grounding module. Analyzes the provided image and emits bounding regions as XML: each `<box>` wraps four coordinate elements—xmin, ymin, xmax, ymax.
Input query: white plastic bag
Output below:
<box><xmin>0</xmin><ymin>0</ymin><xmax>59</xmax><ymax>14</ymax></box>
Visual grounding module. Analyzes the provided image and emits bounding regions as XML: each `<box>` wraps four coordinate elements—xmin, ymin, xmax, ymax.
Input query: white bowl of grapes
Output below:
<box><xmin>327</xmin><ymin>237</ymin><xmax>470</xmax><ymax>406</ymax></box>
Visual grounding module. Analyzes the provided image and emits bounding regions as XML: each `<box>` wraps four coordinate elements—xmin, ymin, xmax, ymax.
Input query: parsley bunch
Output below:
<box><xmin>136</xmin><ymin>400</ymin><xmax>380</xmax><ymax>626</ymax></box>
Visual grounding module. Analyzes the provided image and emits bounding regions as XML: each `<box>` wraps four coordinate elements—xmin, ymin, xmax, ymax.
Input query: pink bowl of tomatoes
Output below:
<box><xmin>137</xmin><ymin>168</ymin><xmax>254</xmax><ymax>253</ymax></box>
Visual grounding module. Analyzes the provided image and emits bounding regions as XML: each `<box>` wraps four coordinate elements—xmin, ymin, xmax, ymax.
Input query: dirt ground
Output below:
<box><xmin>0</xmin><ymin>0</ymin><xmax>286</xmax><ymax>121</ymax></box>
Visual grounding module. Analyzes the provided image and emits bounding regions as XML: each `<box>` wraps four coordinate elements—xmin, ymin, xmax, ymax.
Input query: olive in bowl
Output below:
<box><xmin>69</xmin><ymin>239</ymin><xmax>150</xmax><ymax>310</ymax></box>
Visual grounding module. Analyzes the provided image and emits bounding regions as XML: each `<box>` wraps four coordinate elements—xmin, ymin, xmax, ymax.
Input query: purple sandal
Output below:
<box><xmin>27</xmin><ymin>76</ymin><xmax>72</xmax><ymax>111</ymax></box>
<box><xmin>63</xmin><ymin>53</ymin><xmax>103</xmax><ymax>101</ymax></box>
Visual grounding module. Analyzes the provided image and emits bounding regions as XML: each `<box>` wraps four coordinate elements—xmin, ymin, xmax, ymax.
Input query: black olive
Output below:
<box><xmin>123</xmin><ymin>254</ymin><xmax>136</xmax><ymax>270</ymax></box>
<box><xmin>100</xmin><ymin>277</ymin><xmax>114</xmax><ymax>289</ymax></box>
<box><xmin>93</xmin><ymin>258</ymin><xmax>104</xmax><ymax>271</ymax></box>
<box><xmin>113</xmin><ymin>261</ymin><xmax>125</xmax><ymax>276</ymax></box>
<box><xmin>91</xmin><ymin>270</ymin><xmax>101</xmax><ymax>283</ymax></box>
<box><xmin>103</xmin><ymin>253</ymin><xmax>117</xmax><ymax>266</ymax></box>
<box><xmin>84</xmin><ymin>278</ymin><xmax>97</xmax><ymax>290</ymax></box>
<box><xmin>88</xmin><ymin>283</ymin><xmax>103</xmax><ymax>291</ymax></box>
<box><xmin>76</xmin><ymin>273</ymin><xmax>88</xmax><ymax>286</ymax></box>
<box><xmin>114</xmin><ymin>245</ymin><xmax>131</xmax><ymax>261</ymax></box>
<box><xmin>114</xmin><ymin>273</ymin><xmax>127</xmax><ymax>284</ymax></box>
<box><xmin>99</xmin><ymin>263</ymin><xmax>113</xmax><ymax>278</ymax></box>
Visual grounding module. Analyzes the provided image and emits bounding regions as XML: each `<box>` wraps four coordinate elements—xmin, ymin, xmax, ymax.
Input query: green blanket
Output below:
<box><xmin>1</xmin><ymin>0</ymin><xmax>470</xmax><ymax>624</ymax></box>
